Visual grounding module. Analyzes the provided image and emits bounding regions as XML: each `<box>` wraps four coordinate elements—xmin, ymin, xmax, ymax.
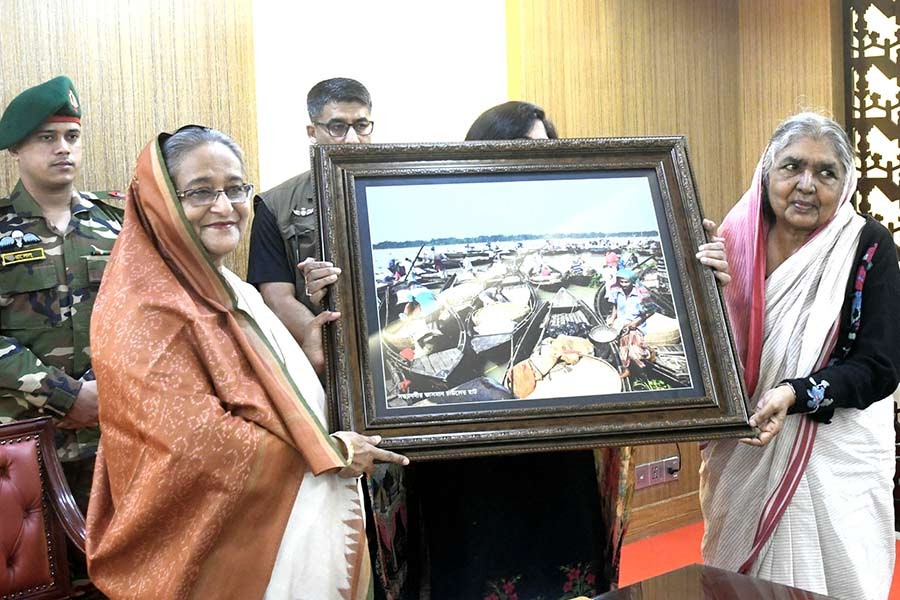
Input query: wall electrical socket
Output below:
<box><xmin>663</xmin><ymin>456</ymin><xmax>681</xmax><ymax>483</ymax></box>
<box><xmin>648</xmin><ymin>461</ymin><xmax>664</xmax><ymax>486</ymax></box>
<box><xmin>635</xmin><ymin>463</ymin><xmax>650</xmax><ymax>490</ymax></box>
<box><xmin>635</xmin><ymin>456</ymin><xmax>681</xmax><ymax>489</ymax></box>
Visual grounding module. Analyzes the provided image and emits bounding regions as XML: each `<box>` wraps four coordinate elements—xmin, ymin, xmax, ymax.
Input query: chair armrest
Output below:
<box><xmin>35</xmin><ymin>418</ymin><xmax>87</xmax><ymax>554</ymax></box>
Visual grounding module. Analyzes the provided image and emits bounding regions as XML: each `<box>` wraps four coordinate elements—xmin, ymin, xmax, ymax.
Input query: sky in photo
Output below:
<box><xmin>364</xmin><ymin>175</ymin><xmax>659</xmax><ymax>244</ymax></box>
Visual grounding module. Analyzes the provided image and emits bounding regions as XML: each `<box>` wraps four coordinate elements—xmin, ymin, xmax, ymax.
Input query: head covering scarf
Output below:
<box><xmin>719</xmin><ymin>157</ymin><xmax>858</xmax><ymax>396</ymax></box>
<box><xmin>86</xmin><ymin>132</ymin><xmax>371</xmax><ymax>599</ymax></box>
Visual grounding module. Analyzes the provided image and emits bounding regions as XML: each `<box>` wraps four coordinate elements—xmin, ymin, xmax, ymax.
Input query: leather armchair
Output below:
<box><xmin>0</xmin><ymin>417</ymin><xmax>86</xmax><ymax>599</ymax></box>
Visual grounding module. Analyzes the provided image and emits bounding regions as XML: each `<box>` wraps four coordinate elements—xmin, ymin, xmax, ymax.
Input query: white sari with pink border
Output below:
<box><xmin>700</xmin><ymin>168</ymin><xmax>895</xmax><ymax>599</ymax></box>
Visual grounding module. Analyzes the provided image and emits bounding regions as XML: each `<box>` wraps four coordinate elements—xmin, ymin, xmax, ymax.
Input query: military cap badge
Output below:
<box><xmin>68</xmin><ymin>88</ymin><xmax>80</xmax><ymax>112</ymax></box>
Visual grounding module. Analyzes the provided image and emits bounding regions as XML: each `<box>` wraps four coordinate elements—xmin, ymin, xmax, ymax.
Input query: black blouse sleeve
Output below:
<box><xmin>785</xmin><ymin>217</ymin><xmax>900</xmax><ymax>423</ymax></box>
<box><xmin>246</xmin><ymin>200</ymin><xmax>296</xmax><ymax>286</ymax></box>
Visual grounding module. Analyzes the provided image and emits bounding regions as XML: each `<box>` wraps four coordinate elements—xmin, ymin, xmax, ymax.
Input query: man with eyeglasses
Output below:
<box><xmin>248</xmin><ymin>77</ymin><xmax>374</xmax><ymax>373</ymax></box>
<box><xmin>0</xmin><ymin>76</ymin><xmax>123</xmax><ymax>589</ymax></box>
<box><xmin>248</xmin><ymin>77</ymin><xmax>410</xmax><ymax>600</ymax></box>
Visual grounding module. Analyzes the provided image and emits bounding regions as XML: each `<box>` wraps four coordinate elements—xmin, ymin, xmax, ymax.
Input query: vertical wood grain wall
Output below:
<box><xmin>508</xmin><ymin>0</ymin><xmax>844</xmax><ymax>222</ymax></box>
<box><xmin>0</xmin><ymin>0</ymin><xmax>258</xmax><ymax>276</ymax></box>
<box><xmin>737</xmin><ymin>0</ymin><xmax>846</xmax><ymax>179</ymax></box>
<box><xmin>507</xmin><ymin>0</ymin><xmax>741</xmax><ymax>224</ymax></box>
<box><xmin>508</xmin><ymin>0</ymin><xmax>845</xmax><ymax>541</ymax></box>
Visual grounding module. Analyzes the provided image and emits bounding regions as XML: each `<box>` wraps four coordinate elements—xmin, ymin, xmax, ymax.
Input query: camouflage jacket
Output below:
<box><xmin>0</xmin><ymin>181</ymin><xmax>123</xmax><ymax>461</ymax></box>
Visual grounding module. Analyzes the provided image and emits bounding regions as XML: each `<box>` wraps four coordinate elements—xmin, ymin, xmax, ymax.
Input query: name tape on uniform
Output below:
<box><xmin>1</xmin><ymin>247</ymin><xmax>46</xmax><ymax>266</ymax></box>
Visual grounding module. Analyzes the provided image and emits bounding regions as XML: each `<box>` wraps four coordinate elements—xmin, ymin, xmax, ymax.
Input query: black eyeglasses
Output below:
<box><xmin>314</xmin><ymin>120</ymin><xmax>374</xmax><ymax>139</ymax></box>
<box><xmin>176</xmin><ymin>184</ymin><xmax>254</xmax><ymax>207</ymax></box>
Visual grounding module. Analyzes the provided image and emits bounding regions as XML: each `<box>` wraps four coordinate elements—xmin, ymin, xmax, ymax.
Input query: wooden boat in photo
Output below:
<box><xmin>564</xmin><ymin>274</ymin><xmax>595</xmax><ymax>287</ymax></box>
<box><xmin>642</xmin><ymin>312</ymin><xmax>689</xmax><ymax>386</ymax></box>
<box><xmin>431</xmin><ymin>256</ymin><xmax>463</xmax><ymax>270</ymax></box>
<box><xmin>381</xmin><ymin>306</ymin><xmax>467</xmax><ymax>390</ymax></box>
<box><xmin>563</xmin><ymin>264</ymin><xmax>596</xmax><ymax>287</ymax></box>
<box><xmin>648</xmin><ymin>256</ymin><xmax>676</xmax><ymax>318</ymax></box>
<box><xmin>469</xmin><ymin>256</ymin><xmax>495</xmax><ymax>267</ymax></box>
<box><xmin>644</xmin><ymin>349</ymin><xmax>690</xmax><ymax>387</ymax></box>
<box><xmin>466</xmin><ymin>276</ymin><xmax>539</xmax><ymax>355</ymax></box>
<box><xmin>436</xmin><ymin>279</ymin><xmax>485</xmax><ymax>316</ymax></box>
<box><xmin>527</xmin><ymin>268</ymin><xmax>564</xmax><ymax>292</ymax></box>
<box><xmin>378</xmin><ymin>275</ymin><xmax>456</xmax><ymax>324</ymax></box>
<box><xmin>445</xmin><ymin>250</ymin><xmax>489</xmax><ymax>260</ymax></box>
<box><xmin>506</xmin><ymin>287</ymin><xmax>622</xmax><ymax>398</ymax></box>
<box><xmin>383</xmin><ymin>358</ymin><xmax>409</xmax><ymax>408</ymax></box>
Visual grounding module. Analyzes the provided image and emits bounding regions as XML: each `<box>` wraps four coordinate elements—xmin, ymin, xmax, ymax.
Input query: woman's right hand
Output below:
<box><xmin>332</xmin><ymin>431</ymin><xmax>410</xmax><ymax>478</ymax></box>
<box><xmin>298</xmin><ymin>258</ymin><xmax>341</xmax><ymax>306</ymax></box>
<box><xmin>697</xmin><ymin>219</ymin><xmax>731</xmax><ymax>285</ymax></box>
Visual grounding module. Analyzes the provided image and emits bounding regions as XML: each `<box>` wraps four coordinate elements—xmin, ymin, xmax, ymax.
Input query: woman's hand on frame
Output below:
<box><xmin>741</xmin><ymin>384</ymin><xmax>796</xmax><ymax>447</ymax></box>
<box><xmin>333</xmin><ymin>431</ymin><xmax>410</xmax><ymax>478</ymax></box>
<box><xmin>697</xmin><ymin>218</ymin><xmax>731</xmax><ymax>285</ymax></box>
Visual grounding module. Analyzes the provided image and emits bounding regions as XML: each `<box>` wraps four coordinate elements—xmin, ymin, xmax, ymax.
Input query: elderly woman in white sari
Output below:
<box><xmin>700</xmin><ymin>112</ymin><xmax>900</xmax><ymax>600</ymax></box>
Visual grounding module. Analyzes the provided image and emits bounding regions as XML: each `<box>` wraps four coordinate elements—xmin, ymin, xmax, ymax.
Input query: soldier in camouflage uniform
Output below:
<box><xmin>0</xmin><ymin>76</ymin><xmax>123</xmax><ymax>513</ymax></box>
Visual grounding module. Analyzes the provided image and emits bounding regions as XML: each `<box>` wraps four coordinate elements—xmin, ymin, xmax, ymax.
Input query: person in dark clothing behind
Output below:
<box><xmin>410</xmin><ymin>101</ymin><xmax>730</xmax><ymax>599</ymax></box>
<box><xmin>247</xmin><ymin>77</ymin><xmax>373</xmax><ymax>374</ymax></box>
<box><xmin>247</xmin><ymin>79</ymin><xmax>411</xmax><ymax>600</ymax></box>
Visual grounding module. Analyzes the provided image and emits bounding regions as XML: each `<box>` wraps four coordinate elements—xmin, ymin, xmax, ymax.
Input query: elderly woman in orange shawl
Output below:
<box><xmin>701</xmin><ymin>113</ymin><xmax>900</xmax><ymax>599</ymax></box>
<box><xmin>85</xmin><ymin>126</ymin><xmax>407</xmax><ymax>599</ymax></box>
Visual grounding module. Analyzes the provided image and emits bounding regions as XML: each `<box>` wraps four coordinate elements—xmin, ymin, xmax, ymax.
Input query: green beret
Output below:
<box><xmin>0</xmin><ymin>76</ymin><xmax>82</xmax><ymax>150</ymax></box>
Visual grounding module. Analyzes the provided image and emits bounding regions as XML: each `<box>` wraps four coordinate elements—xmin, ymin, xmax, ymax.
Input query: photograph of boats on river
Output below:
<box><xmin>361</xmin><ymin>173</ymin><xmax>698</xmax><ymax>410</ymax></box>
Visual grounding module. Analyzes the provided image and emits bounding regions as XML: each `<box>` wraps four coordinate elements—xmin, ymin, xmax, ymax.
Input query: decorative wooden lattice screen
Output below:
<box><xmin>847</xmin><ymin>0</ymin><xmax>899</xmax><ymax>241</ymax></box>
<box><xmin>847</xmin><ymin>0</ymin><xmax>899</xmax><ymax>530</ymax></box>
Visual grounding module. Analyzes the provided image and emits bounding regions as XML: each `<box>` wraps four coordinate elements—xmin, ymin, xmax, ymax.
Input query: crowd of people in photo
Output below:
<box><xmin>0</xmin><ymin>72</ymin><xmax>896</xmax><ymax>600</ymax></box>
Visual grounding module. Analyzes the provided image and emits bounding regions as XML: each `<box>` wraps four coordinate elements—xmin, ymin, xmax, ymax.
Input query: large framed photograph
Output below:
<box><xmin>314</xmin><ymin>138</ymin><xmax>751</xmax><ymax>459</ymax></box>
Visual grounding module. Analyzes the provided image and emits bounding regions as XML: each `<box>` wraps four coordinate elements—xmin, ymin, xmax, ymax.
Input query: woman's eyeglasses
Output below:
<box><xmin>176</xmin><ymin>184</ymin><xmax>254</xmax><ymax>207</ymax></box>
<box><xmin>314</xmin><ymin>120</ymin><xmax>374</xmax><ymax>139</ymax></box>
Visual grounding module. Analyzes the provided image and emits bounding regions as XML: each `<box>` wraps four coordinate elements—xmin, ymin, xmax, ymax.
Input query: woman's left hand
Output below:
<box><xmin>740</xmin><ymin>384</ymin><xmax>796</xmax><ymax>447</ymax></box>
<box><xmin>696</xmin><ymin>219</ymin><xmax>731</xmax><ymax>285</ymax></box>
<box><xmin>333</xmin><ymin>431</ymin><xmax>410</xmax><ymax>478</ymax></box>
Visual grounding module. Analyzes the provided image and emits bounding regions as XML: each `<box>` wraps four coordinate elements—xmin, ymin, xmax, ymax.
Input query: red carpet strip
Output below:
<box><xmin>618</xmin><ymin>520</ymin><xmax>900</xmax><ymax>598</ymax></box>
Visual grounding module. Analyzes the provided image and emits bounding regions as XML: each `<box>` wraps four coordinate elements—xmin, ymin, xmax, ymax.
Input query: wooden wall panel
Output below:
<box><xmin>508</xmin><ymin>0</ymin><xmax>742</xmax><ymax>223</ymax></box>
<box><xmin>737</xmin><ymin>0</ymin><xmax>846</xmax><ymax>184</ymax></box>
<box><xmin>508</xmin><ymin>0</ymin><xmax>845</xmax><ymax>541</ymax></box>
<box><xmin>0</xmin><ymin>0</ymin><xmax>258</xmax><ymax>276</ymax></box>
<box><xmin>625</xmin><ymin>442</ymin><xmax>702</xmax><ymax>542</ymax></box>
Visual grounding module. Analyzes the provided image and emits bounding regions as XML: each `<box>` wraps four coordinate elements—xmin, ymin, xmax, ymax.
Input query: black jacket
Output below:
<box><xmin>785</xmin><ymin>215</ymin><xmax>900</xmax><ymax>423</ymax></box>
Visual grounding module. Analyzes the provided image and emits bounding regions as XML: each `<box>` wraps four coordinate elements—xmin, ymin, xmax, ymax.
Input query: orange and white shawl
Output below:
<box><xmin>700</xmin><ymin>158</ymin><xmax>894</xmax><ymax>599</ymax></box>
<box><xmin>86</xmin><ymin>134</ymin><xmax>372</xmax><ymax>599</ymax></box>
